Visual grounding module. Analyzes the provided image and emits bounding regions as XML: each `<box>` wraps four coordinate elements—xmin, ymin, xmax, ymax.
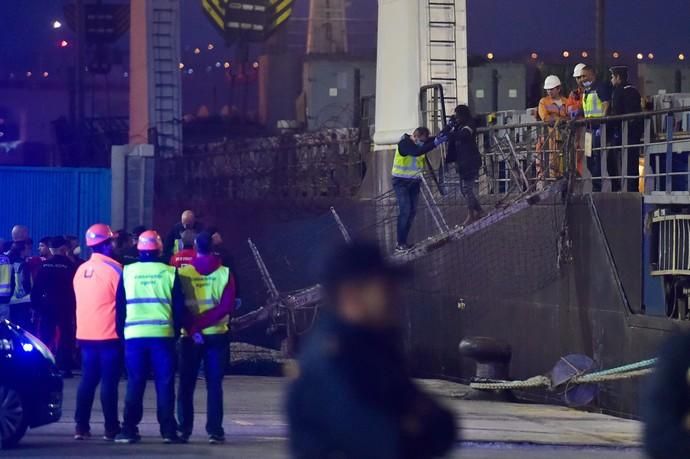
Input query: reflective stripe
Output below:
<box><xmin>391</xmin><ymin>147</ymin><xmax>425</xmax><ymax>179</ymax></box>
<box><xmin>184</xmin><ymin>298</ymin><xmax>215</xmax><ymax>307</ymax></box>
<box><xmin>178</xmin><ymin>265</ymin><xmax>230</xmax><ymax>335</ymax></box>
<box><xmin>126</xmin><ymin>298</ymin><xmax>171</xmax><ymax>305</ymax></box>
<box><xmin>583</xmin><ymin>91</ymin><xmax>605</xmax><ymax>118</ymax></box>
<box><xmin>101</xmin><ymin>259</ymin><xmax>123</xmax><ymax>276</ymax></box>
<box><xmin>124</xmin><ymin>319</ymin><xmax>171</xmax><ymax>328</ymax></box>
<box><xmin>122</xmin><ymin>262</ymin><xmax>175</xmax><ymax>339</ymax></box>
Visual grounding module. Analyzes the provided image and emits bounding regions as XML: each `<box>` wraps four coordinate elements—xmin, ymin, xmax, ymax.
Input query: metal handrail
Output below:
<box><xmin>476</xmin><ymin>106</ymin><xmax>690</xmax><ymax>133</ymax></box>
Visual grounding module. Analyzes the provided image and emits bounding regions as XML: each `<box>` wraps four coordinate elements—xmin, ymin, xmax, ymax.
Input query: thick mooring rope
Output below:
<box><xmin>469</xmin><ymin>358</ymin><xmax>658</xmax><ymax>391</ymax></box>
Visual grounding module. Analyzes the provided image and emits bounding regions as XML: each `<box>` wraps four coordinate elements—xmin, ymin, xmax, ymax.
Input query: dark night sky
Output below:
<box><xmin>1</xmin><ymin>0</ymin><xmax>689</xmax><ymax>71</ymax></box>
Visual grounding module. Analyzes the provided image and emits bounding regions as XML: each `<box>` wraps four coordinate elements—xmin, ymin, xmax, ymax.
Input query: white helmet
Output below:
<box><xmin>543</xmin><ymin>75</ymin><xmax>562</xmax><ymax>90</ymax></box>
<box><xmin>573</xmin><ymin>63</ymin><xmax>587</xmax><ymax>78</ymax></box>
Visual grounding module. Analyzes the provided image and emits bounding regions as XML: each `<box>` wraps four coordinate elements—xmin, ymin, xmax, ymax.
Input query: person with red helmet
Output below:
<box><xmin>115</xmin><ymin>230</ymin><xmax>186</xmax><ymax>444</ymax></box>
<box><xmin>72</xmin><ymin>224</ymin><xmax>123</xmax><ymax>441</ymax></box>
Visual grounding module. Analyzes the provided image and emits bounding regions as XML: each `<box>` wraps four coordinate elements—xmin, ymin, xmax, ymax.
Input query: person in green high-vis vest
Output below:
<box><xmin>392</xmin><ymin>127</ymin><xmax>447</xmax><ymax>252</ymax></box>
<box><xmin>176</xmin><ymin>231</ymin><xmax>237</xmax><ymax>444</ymax></box>
<box><xmin>114</xmin><ymin>230</ymin><xmax>187</xmax><ymax>444</ymax></box>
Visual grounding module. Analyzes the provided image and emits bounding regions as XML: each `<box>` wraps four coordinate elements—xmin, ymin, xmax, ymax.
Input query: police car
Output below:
<box><xmin>0</xmin><ymin>320</ymin><xmax>62</xmax><ymax>448</ymax></box>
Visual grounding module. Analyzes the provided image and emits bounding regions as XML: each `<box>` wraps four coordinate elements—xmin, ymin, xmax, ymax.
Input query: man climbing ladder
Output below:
<box><xmin>392</xmin><ymin>127</ymin><xmax>446</xmax><ymax>252</ymax></box>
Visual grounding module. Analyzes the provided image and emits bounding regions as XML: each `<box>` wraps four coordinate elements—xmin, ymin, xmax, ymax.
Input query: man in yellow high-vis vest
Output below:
<box><xmin>581</xmin><ymin>65</ymin><xmax>611</xmax><ymax>192</ymax></box>
<box><xmin>176</xmin><ymin>231</ymin><xmax>236</xmax><ymax>444</ymax></box>
<box><xmin>392</xmin><ymin>127</ymin><xmax>446</xmax><ymax>252</ymax></box>
<box><xmin>115</xmin><ymin>230</ymin><xmax>186</xmax><ymax>444</ymax></box>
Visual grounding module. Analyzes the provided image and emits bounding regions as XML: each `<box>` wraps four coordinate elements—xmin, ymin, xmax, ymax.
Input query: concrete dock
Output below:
<box><xmin>6</xmin><ymin>376</ymin><xmax>644</xmax><ymax>458</ymax></box>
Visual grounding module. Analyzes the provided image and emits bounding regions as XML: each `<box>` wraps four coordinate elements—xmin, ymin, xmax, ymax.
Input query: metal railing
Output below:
<box><xmin>472</xmin><ymin>106</ymin><xmax>690</xmax><ymax>200</ymax></box>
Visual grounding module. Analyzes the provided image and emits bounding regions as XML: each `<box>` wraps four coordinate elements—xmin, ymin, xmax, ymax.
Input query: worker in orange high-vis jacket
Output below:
<box><xmin>73</xmin><ymin>224</ymin><xmax>123</xmax><ymax>441</ymax></box>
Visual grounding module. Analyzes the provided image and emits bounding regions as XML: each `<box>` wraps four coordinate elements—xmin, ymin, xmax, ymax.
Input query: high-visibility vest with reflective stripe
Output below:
<box><xmin>391</xmin><ymin>147</ymin><xmax>425</xmax><ymax>179</ymax></box>
<box><xmin>122</xmin><ymin>262</ymin><xmax>175</xmax><ymax>339</ymax></box>
<box><xmin>178</xmin><ymin>264</ymin><xmax>230</xmax><ymax>335</ymax></box>
<box><xmin>0</xmin><ymin>255</ymin><xmax>12</xmax><ymax>299</ymax></box>
<box><xmin>583</xmin><ymin>88</ymin><xmax>605</xmax><ymax>119</ymax></box>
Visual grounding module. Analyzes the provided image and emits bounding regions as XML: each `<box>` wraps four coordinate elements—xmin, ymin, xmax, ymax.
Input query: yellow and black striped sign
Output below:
<box><xmin>201</xmin><ymin>0</ymin><xmax>294</xmax><ymax>42</ymax></box>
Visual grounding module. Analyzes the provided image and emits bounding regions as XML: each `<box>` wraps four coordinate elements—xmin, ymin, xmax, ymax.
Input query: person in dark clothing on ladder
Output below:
<box><xmin>444</xmin><ymin>105</ymin><xmax>483</xmax><ymax>226</ymax></box>
<box><xmin>392</xmin><ymin>127</ymin><xmax>447</xmax><ymax>252</ymax></box>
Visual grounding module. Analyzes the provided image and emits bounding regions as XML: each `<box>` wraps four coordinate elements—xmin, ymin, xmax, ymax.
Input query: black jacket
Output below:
<box><xmin>397</xmin><ymin>134</ymin><xmax>437</xmax><ymax>158</ymax></box>
<box><xmin>30</xmin><ymin>255</ymin><xmax>76</xmax><ymax>319</ymax></box>
<box><xmin>286</xmin><ymin>313</ymin><xmax>457</xmax><ymax>459</ymax></box>
<box><xmin>610</xmin><ymin>84</ymin><xmax>643</xmax><ymax>141</ymax></box>
<box><xmin>643</xmin><ymin>332</ymin><xmax>690</xmax><ymax>459</ymax></box>
<box><xmin>445</xmin><ymin>123</ymin><xmax>481</xmax><ymax>179</ymax></box>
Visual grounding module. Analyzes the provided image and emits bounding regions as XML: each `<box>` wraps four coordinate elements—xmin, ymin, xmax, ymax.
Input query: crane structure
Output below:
<box><xmin>307</xmin><ymin>0</ymin><xmax>348</xmax><ymax>55</ymax></box>
<box><xmin>373</xmin><ymin>0</ymin><xmax>468</xmax><ymax>142</ymax></box>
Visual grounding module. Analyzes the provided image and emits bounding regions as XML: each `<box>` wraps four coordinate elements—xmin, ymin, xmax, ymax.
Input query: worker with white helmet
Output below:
<box><xmin>566</xmin><ymin>63</ymin><xmax>588</xmax><ymax>175</ymax></box>
<box><xmin>537</xmin><ymin>75</ymin><xmax>569</xmax><ymax>181</ymax></box>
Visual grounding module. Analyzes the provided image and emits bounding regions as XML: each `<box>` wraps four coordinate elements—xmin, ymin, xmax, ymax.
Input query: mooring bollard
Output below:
<box><xmin>459</xmin><ymin>336</ymin><xmax>514</xmax><ymax>401</ymax></box>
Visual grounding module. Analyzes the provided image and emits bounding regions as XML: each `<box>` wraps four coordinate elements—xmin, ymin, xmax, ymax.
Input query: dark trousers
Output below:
<box><xmin>177</xmin><ymin>334</ymin><xmax>228</xmax><ymax>437</ymax></box>
<box><xmin>393</xmin><ymin>177</ymin><xmax>421</xmax><ymax>246</ymax></box>
<box><xmin>586</xmin><ymin>131</ymin><xmax>603</xmax><ymax>192</ymax></box>
<box><xmin>458</xmin><ymin>166</ymin><xmax>482</xmax><ymax>212</ymax></box>
<box><xmin>122</xmin><ymin>338</ymin><xmax>177</xmax><ymax>437</ymax></box>
<box><xmin>610</xmin><ymin>133</ymin><xmax>641</xmax><ymax>192</ymax></box>
<box><xmin>75</xmin><ymin>340</ymin><xmax>121</xmax><ymax>433</ymax></box>
<box><xmin>39</xmin><ymin>312</ymin><xmax>75</xmax><ymax>373</ymax></box>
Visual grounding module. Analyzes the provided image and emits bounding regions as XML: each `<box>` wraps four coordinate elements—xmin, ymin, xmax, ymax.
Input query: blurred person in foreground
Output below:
<box><xmin>286</xmin><ymin>241</ymin><xmax>457</xmax><ymax>459</ymax></box>
<box><xmin>642</xmin><ymin>331</ymin><xmax>690</xmax><ymax>459</ymax></box>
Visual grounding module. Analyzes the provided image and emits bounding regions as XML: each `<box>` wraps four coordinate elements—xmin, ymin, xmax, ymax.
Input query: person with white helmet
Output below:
<box><xmin>566</xmin><ymin>63</ymin><xmax>588</xmax><ymax>175</ymax></box>
<box><xmin>537</xmin><ymin>75</ymin><xmax>569</xmax><ymax>180</ymax></box>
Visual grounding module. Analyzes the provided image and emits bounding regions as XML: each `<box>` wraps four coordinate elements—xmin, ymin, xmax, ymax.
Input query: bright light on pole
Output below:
<box><xmin>679</xmin><ymin>53</ymin><xmax>686</xmax><ymax>61</ymax></box>
<box><xmin>52</xmin><ymin>20</ymin><xmax>62</xmax><ymax>29</ymax></box>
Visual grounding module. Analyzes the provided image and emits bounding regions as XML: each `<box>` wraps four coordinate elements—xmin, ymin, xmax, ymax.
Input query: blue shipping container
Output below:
<box><xmin>0</xmin><ymin>167</ymin><xmax>111</xmax><ymax>252</ymax></box>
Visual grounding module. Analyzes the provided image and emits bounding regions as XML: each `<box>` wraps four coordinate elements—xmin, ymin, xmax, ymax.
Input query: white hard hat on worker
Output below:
<box><xmin>573</xmin><ymin>63</ymin><xmax>587</xmax><ymax>78</ymax></box>
<box><xmin>543</xmin><ymin>75</ymin><xmax>562</xmax><ymax>90</ymax></box>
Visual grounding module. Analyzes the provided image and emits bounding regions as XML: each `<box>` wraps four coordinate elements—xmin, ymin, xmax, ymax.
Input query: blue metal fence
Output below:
<box><xmin>0</xmin><ymin>167</ymin><xmax>111</xmax><ymax>250</ymax></box>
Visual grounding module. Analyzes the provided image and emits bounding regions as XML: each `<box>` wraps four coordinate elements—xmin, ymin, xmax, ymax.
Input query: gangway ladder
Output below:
<box><xmin>248</xmin><ymin>238</ymin><xmax>280</xmax><ymax>302</ymax></box>
<box><xmin>419</xmin><ymin>84</ymin><xmax>449</xmax><ymax>195</ymax></box>
<box><xmin>492</xmin><ymin>133</ymin><xmax>530</xmax><ymax>193</ymax></box>
<box><xmin>151</xmin><ymin>1</ymin><xmax>182</xmax><ymax>157</ymax></box>
<box><xmin>427</xmin><ymin>0</ymin><xmax>459</xmax><ymax>117</ymax></box>
<box><xmin>420</xmin><ymin>174</ymin><xmax>451</xmax><ymax>234</ymax></box>
<box><xmin>330</xmin><ymin>207</ymin><xmax>352</xmax><ymax>244</ymax></box>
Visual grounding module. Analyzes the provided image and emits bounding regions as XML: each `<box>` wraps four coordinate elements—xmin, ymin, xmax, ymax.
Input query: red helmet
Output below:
<box><xmin>85</xmin><ymin>224</ymin><xmax>113</xmax><ymax>247</ymax></box>
<box><xmin>137</xmin><ymin>230</ymin><xmax>162</xmax><ymax>251</ymax></box>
